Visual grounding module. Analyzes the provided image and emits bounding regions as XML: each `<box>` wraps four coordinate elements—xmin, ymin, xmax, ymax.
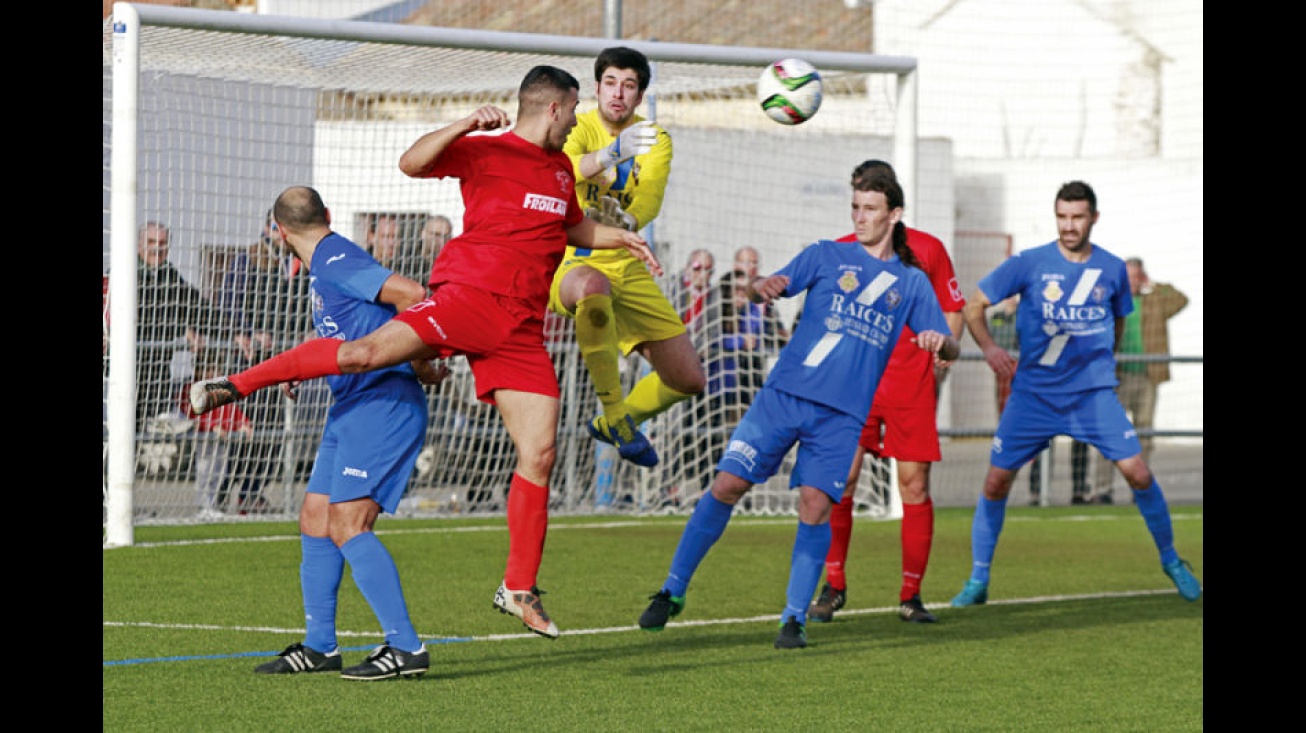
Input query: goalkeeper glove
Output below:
<box><xmin>598</xmin><ymin>120</ymin><xmax>658</xmax><ymax>172</ymax></box>
<box><xmin>585</xmin><ymin>195</ymin><xmax>638</xmax><ymax>231</ymax></box>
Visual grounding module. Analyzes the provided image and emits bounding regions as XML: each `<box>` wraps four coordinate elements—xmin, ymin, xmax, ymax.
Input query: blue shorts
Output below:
<box><xmin>716</xmin><ymin>387</ymin><xmax>863</xmax><ymax>503</ymax></box>
<box><xmin>305</xmin><ymin>375</ymin><xmax>427</xmax><ymax>514</ymax></box>
<box><xmin>991</xmin><ymin>387</ymin><xmax>1142</xmax><ymax>471</ymax></box>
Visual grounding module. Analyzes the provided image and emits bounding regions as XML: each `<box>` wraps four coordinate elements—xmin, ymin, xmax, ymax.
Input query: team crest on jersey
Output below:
<box><xmin>838</xmin><ymin>271</ymin><xmax>859</xmax><ymax>293</ymax></box>
<box><xmin>884</xmin><ymin>288</ymin><xmax>902</xmax><ymax>310</ymax></box>
<box><xmin>1091</xmin><ymin>284</ymin><xmax>1107</xmax><ymax>303</ymax></box>
<box><xmin>1041</xmin><ymin>280</ymin><xmax>1064</xmax><ymax>303</ymax></box>
<box><xmin>556</xmin><ymin>170</ymin><xmax>573</xmax><ymax>195</ymax></box>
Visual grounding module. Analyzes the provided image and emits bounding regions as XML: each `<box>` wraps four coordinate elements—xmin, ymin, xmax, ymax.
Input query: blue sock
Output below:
<box><xmin>782</xmin><ymin>520</ymin><xmax>831</xmax><ymax>625</ymax></box>
<box><xmin>969</xmin><ymin>495</ymin><xmax>1007</xmax><ymax>585</ymax></box>
<box><xmin>300</xmin><ymin>534</ymin><xmax>344</xmax><ymax>654</ymax></box>
<box><xmin>1133</xmin><ymin>477</ymin><xmax>1179</xmax><ymax>566</ymax></box>
<box><xmin>664</xmin><ymin>491</ymin><xmax>734</xmax><ymax>597</ymax></box>
<box><xmin>340</xmin><ymin>532</ymin><xmax>422</xmax><ymax>653</ymax></box>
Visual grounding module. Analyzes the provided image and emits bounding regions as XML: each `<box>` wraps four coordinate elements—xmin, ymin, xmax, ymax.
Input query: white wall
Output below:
<box><xmin>874</xmin><ymin>0</ymin><xmax>1202</xmax><ymax>431</ymax></box>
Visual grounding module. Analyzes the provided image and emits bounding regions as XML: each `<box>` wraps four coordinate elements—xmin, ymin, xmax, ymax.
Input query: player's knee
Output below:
<box><xmin>1117</xmin><ymin>456</ymin><xmax>1151</xmax><ymax>489</ymax></box>
<box><xmin>982</xmin><ymin>467</ymin><xmax>1015</xmax><ymax>499</ymax></box>
<box><xmin>898</xmin><ymin>479</ymin><xmax>929</xmax><ymax>503</ymax></box>
<box><xmin>571</xmin><ymin>268</ymin><xmax>612</xmax><ymax>300</ymax></box>
<box><xmin>518</xmin><ymin>442</ymin><xmax>556</xmax><ymax>479</ymax></box>
<box><xmin>336</xmin><ymin>342</ymin><xmax>379</xmax><ymax>373</ymax></box>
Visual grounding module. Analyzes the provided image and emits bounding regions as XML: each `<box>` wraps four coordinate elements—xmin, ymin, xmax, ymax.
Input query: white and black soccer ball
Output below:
<box><xmin>757</xmin><ymin>58</ymin><xmax>823</xmax><ymax>126</ymax></box>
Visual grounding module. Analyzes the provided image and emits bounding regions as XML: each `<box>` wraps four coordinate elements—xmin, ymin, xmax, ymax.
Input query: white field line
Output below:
<box><xmin>104</xmin><ymin>586</ymin><xmax>1187</xmax><ymax>664</ymax></box>
<box><xmin>106</xmin><ymin>512</ymin><xmax>1201</xmax><ymax>550</ymax></box>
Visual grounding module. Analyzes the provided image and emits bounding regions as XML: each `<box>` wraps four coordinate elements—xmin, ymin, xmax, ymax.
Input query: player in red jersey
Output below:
<box><xmin>808</xmin><ymin>159</ymin><xmax>966</xmax><ymax>624</ymax></box>
<box><xmin>189</xmin><ymin>66</ymin><xmax>661</xmax><ymax>640</ymax></box>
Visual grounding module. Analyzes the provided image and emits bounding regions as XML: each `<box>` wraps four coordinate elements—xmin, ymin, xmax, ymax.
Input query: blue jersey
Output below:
<box><xmin>766</xmin><ymin>239</ymin><xmax>951</xmax><ymax>420</ymax></box>
<box><xmin>978</xmin><ymin>242</ymin><xmax>1132</xmax><ymax>394</ymax></box>
<box><xmin>308</xmin><ymin>232</ymin><xmax>418</xmax><ymax>403</ymax></box>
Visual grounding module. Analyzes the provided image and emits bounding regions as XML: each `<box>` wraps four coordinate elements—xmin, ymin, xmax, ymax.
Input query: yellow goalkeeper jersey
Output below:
<box><xmin>562</xmin><ymin>108</ymin><xmax>672</xmax><ymax>262</ymax></box>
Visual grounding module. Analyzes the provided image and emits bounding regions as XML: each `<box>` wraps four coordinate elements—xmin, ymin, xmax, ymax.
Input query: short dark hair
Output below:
<box><xmin>519</xmin><ymin>65</ymin><xmax>580</xmax><ymax>113</ymax></box>
<box><xmin>1056</xmin><ymin>180</ymin><xmax>1097</xmax><ymax>212</ymax></box>
<box><xmin>851</xmin><ymin>159</ymin><xmax>896</xmax><ymax>184</ymax></box>
<box><xmin>595</xmin><ymin>46</ymin><xmax>651</xmax><ymax>91</ymax></box>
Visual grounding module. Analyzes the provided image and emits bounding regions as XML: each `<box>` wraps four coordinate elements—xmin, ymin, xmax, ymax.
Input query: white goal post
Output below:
<box><xmin>104</xmin><ymin>2</ymin><xmax>918</xmax><ymax>546</ymax></box>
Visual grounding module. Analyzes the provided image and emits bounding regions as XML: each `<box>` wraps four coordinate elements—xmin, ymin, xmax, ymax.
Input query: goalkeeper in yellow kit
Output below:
<box><xmin>548</xmin><ymin>46</ymin><xmax>706</xmax><ymax>467</ymax></box>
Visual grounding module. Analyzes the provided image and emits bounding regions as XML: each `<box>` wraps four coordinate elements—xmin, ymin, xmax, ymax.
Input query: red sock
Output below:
<box><xmin>229</xmin><ymin>338</ymin><xmax>342</xmax><ymax>396</ymax></box>
<box><xmin>824</xmin><ymin>491</ymin><xmax>855</xmax><ymax>590</ymax></box>
<box><xmin>900</xmin><ymin>498</ymin><xmax>934</xmax><ymax>601</ymax></box>
<box><xmin>503</xmin><ymin>473</ymin><xmax>549</xmax><ymax>590</ymax></box>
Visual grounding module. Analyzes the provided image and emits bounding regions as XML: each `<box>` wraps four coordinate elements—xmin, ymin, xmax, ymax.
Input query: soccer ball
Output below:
<box><xmin>757</xmin><ymin>58</ymin><xmax>823</xmax><ymax>126</ymax></box>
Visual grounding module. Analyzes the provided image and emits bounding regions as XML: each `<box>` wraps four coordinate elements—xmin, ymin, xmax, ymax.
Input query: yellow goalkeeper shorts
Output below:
<box><xmin>548</xmin><ymin>250</ymin><xmax>686</xmax><ymax>356</ymax></box>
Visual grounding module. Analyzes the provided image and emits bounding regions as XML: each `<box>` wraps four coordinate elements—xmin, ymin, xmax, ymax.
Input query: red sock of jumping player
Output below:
<box><xmin>503</xmin><ymin>472</ymin><xmax>549</xmax><ymax>590</ymax></box>
<box><xmin>229</xmin><ymin>338</ymin><xmax>343</xmax><ymax>396</ymax></box>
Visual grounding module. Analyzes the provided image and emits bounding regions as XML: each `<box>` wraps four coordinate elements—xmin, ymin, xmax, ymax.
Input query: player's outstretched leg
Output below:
<box><xmin>639</xmin><ymin>491</ymin><xmax>735</xmax><ymax>630</ymax></box>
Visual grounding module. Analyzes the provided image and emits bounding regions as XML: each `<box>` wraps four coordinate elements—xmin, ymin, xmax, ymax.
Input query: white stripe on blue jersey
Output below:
<box><xmin>977</xmin><ymin>241</ymin><xmax>1132</xmax><ymax>394</ymax></box>
<box><xmin>765</xmin><ymin>239</ymin><xmax>950</xmax><ymax>420</ymax></box>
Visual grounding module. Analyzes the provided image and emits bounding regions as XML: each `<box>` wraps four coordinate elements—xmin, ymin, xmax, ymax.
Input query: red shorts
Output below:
<box><xmin>858</xmin><ymin>385</ymin><xmax>940</xmax><ymax>463</ymax></box>
<box><xmin>392</xmin><ymin>282</ymin><xmax>559</xmax><ymax>404</ymax></box>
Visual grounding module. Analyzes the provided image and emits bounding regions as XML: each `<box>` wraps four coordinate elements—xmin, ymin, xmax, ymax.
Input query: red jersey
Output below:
<box><xmin>837</xmin><ymin>227</ymin><xmax>965</xmax><ymax>407</ymax></box>
<box><xmin>422</xmin><ymin>131</ymin><xmax>584</xmax><ymax>308</ymax></box>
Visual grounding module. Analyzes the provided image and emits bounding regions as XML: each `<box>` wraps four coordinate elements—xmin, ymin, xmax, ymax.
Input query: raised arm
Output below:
<box><xmin>399</xmin><ymin>106</ymin><xmax>511</xmax><ymax>178</ymax></box>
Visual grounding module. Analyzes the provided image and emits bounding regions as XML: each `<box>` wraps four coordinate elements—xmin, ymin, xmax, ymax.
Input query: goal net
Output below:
<box><xmin>104</xmin><ymin>4</ymin><xmax>921</xmax><ymax>544</ymax></box>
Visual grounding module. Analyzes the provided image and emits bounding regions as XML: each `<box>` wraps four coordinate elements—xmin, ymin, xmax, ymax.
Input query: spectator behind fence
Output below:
<box><xmin>104</xmin><ymin>221</ymin><xmax>222</xmax><ymax>436</ymax></box>
<box><xmin>708</xmin><ymin>268</ymin><xmax>787</xmax><ymax>426</ymax></box>
<box><xmin>670</xmin><ymin>249</ymin><xmax>724</xmax><ymax>485</ymax></box>
<box><xmin>183</xmin><ymin>350</ymin><xmax>253</xmax><ymax>520</ymax></box>
<box><xmin>366</xmin><ymin>213</ymin><xmax>402</xmax><ymax>270</ymax></box>
<box><xmin>952</xmin><ymin>179</ymin><xmax>1201</xmax><ymax>609</ymax></box>
<box><xmin>418</xmin><ymin>214</ymin><xmax>453</xmax><ymax>277</ymax></box>
<box><xmin>732</xmin><ymin>245</ymin><xmax>791</xmax><ymax>347</ymax></box>
<box><xmin>1088</xmin><ymin>256</ymin><xmax>1188</xmax><ymax>504</ymax></box>
<box><xmin>673</xmin><ymin>248</ymin><xmax>716</xmax><ymax>337</ymax></box>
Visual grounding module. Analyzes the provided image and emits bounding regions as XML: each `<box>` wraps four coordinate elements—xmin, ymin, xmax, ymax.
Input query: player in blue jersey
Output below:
<box><xmin>248</xmin><ymin>186</ymin><xmax>448</xmax><ymax>680</ymax></box>
<box><xmin>638</xmin><ymin>166</ymin><xmax>960</xmax><ymax>649</ymax></box>
<box><xmin>951</xmin><ymin>180</ymin><xmax>1201</xmax><ymax>607</ymax></box>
